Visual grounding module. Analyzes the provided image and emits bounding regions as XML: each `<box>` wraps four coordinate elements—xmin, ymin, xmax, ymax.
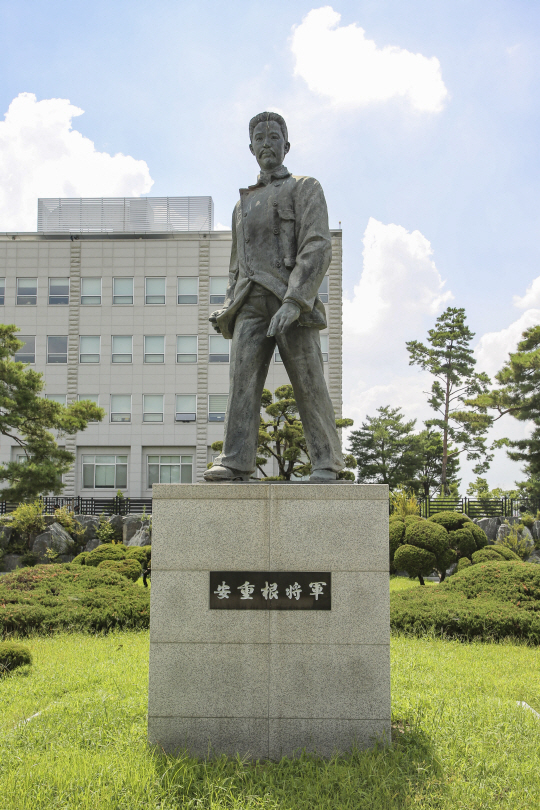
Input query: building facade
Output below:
<box><xmin>0</xmin><ymin>197</ymin><xmax>343</xmax><ymax>496</ymax></box>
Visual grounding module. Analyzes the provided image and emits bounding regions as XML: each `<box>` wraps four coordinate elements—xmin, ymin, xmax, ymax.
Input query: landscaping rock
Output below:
<box><xmin>475</xmin><ymin>517</ymin><xmax>501</xmax><ymax>543</ymax></box>
<box><xmin>496</xmin><ymin>524</ymin><xmax>511</xmax><ymax>543</ymax></box>
<box><xmin>32</xmin><ymin>522</ymin><xmax>74</xmax><ymax>557</ymax></box>
<box><xmin>532</xmin><ymin>521</ymin><xmax>540</xmax><ymax>541</ymax></box>
<box><xmin>73</xmin><ymin>515</ymin><xmax>100</xmax><ymax>544</ymax></box>
<box><xmin>123</xmin><ymin>516</ymin><xmax>143</xmax><ymax>546</ymax></box>
<box><xmin>108</xmin><ymin>515</ymin><xmax>124</xmax><ymax>542</ymax></box>
<box><xmin>84</xmin><ymin>537</ymin><xmax>101</xmax><ymax>553</ymax></box>
<box><xmin>1</xmin><ymin>554</ymin><xmax>23</xmax><ymax>573</ymax></box>
<box><xmin>127</xmin><ymin>525</ymin><xmax>151</xmax><ymax>547</ymax></box>
<box><xmin>0</xmin><ymin>525</ymin><xmax>13</xmax><ymax>551</ymax></box>
<box><xmin>526</xmin><ymin>550</ymin><xmax>540</xmax><ymax>564</ymax></box>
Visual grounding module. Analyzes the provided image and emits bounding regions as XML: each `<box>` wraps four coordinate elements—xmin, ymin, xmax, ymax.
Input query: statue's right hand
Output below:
<box><xmin>209</xmin><ymin>311</ymin><xmax>222</xmax><ymax>334</ymax></box>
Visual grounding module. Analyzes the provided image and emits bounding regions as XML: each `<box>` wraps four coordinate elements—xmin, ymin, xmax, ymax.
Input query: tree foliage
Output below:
<box><xmin>211</xmin><ymin>385</ymin><xmax>356</xmax><ymax>480</ymax></box>
<box><xmin>409</xmin><ymin>428</ymin><xmax>461</xmax><ymax>498</ymax></box>
<box><xmin>0</xmin><ymin>325</ymin><xmax>104</xmax><ymax>500</ymax></box>
<box><xmin>466</xmin><ymin>325</ymin><xmax>540</xmax><ymax>498</ymax></box>
<box><xmin>348</xmin><ymin>405</ymin><xmax>421</xmax><ymax>489</ymax></box>
<box><xmin>406</xmin><ymin>307</ymin><xmax>492</xmax><ymax>494</ymax></box>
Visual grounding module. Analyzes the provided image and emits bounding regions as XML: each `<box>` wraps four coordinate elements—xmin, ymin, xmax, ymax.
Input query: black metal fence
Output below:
<box><xmin>0</xmin><ymin>496</ymin><xmax>153</xmax><ymax>516</ymax></box>
<box><xmin>415</xmin><ymin>497</ymin><xmax>540</xmax><ymax>519</ymax></box>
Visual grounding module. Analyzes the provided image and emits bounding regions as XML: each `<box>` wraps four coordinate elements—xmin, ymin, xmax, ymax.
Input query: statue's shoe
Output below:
<box><xmin>309</xmin><ymin>469</ymin><xmax>338</xmax><ymax>482</ymax></box>
<box><xmin>203</xmin><ymin>464</ymin><xmax>251</xmax><ymax>482</ymax></box>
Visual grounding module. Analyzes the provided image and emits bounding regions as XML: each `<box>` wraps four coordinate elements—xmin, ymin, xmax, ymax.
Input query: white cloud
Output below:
<box><xmin>291</xmin><ymin>7</ymin><xmax>448</xmax><ymax>113</ymax></box>
<box><xmin>0</xmin><ymin>93</ymin><xmax>153</xmax><ymax>231</ymax></box>
<box><xmin>475</xmin><ymin>309</ymin><xmax>540</xmax><ymax>378</ymax></box>
<box><xmin>214</xmin><ymin>222</ymin><xmax>231</xmax><ymax>231</ymax></box>
<box><xmin>513</xmin><ymin>276</ymin><xmax>540</xmax><ymax>309</ymax></box>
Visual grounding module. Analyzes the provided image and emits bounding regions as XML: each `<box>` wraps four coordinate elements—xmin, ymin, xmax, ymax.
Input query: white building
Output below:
<box><xmin>0</xmin><ymin>197</ymin><xmax>343</xmax><ymax>496</ymax></box>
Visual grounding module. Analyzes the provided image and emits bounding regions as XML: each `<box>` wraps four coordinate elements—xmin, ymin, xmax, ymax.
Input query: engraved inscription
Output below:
<box><xmin>210</xmin><ymin>572</ymin><xmax>331</xmax><ymax>610</ymax></box>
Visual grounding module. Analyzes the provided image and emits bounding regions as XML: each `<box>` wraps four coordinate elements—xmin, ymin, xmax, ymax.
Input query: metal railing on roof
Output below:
<box><xmin>37</xmin><ymin>197</ymin><xmax>214</xmax><ymax>233</ymax></box>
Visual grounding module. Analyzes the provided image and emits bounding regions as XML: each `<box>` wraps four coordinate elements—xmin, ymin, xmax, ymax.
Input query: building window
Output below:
<box><xmin>46</xmin><ymin>394</ymin><xmax>67</xmax><ymax>405</ymax></box>
<box><xmin>318</xmin><ymin>276</ymin><xmax>329</xmax><ymax>303</ymax></box>
<box><xmin>209</xmin><ymin>335</ymin><xmax>229</xmax><ymax>363</ymax></box>
<box><xmin>147</xmin><ymin>455</ymin><xmax>193</xmax><ymax>486</ymax></box>
<box><xmin>144</xmin><ymin>335</ymin><xmax>165</xmax><ymax>363</ymax></box>
<box><xmin>79</xmin><ymin>336</ymin><xmax>100</xmax><ymax>363</ymax></box>
<box><xmin>176</xmin><ymin>335</ymin><xmax>197</xmax><ymax>363</ymax></box>
<box><xmin>176</xmin><ymin>394</ymin><xmax>196</xmax><ymax>422</ymax></box>
<box><xmin>320</xmin><ymin>334</ymin><xmax>329</xmax><ymax>362</ymax></box>
<box><xmin>112</xmin><ymin>335</ymin><xmax>133</xmax><ymax>363</ymax></box>
<box><xmin>145</xmin><ymin>277</ymin><xmax>166</xmax><ymax>304</ymax></box>
<box><xmin>209</xmin><ymin>394</ymin><xmax>228</xmax><ymax>422</ymax></box>
<box><xmin>49</xmin><ymin>277</ymin><xmax>69</xmax><ymax>305</ymax></box>
<box><xmin>209</xmin><ymin>276</ymin><xmax>227</xmax><ymax>304</ymax></box>
<box><xmin>113</xmin><ymin>277</ymin><xmax>134</xmax><ymax>305</ymax></box>
<box><xmin>47</xmin><ymin>336</ymin><xmax>68</xmax><ymax>364</ymax></box>
<box><xmin>0</xmin><ymin>278</ymin><xmax>5</xmax><ymax>305</ymax></box>
<box><xmin>81</xmin><ymin>277</ymin><xmax>101</xmax><ymax>306</ymax></box>
<box><xmin>17</xmin><ymin>278</ymin><xmax>37</xmax><ymax>305</ymax></box>
<box><xmin>14</xmin><ymin>336</ymin><xmax>35</xmax><ymax>364</ymax></box>
<box><xmin>177</xmin><ymin>277</ymin><xmax>198</xmax><ymax>304</ymax></box>
<box><xmin>110</xmin><ymin>395</ymin><xmax>131</xmax><ymax>423</ymax></box>
<box><xmin>143</xmin><ymin>394</ymin><xmax>164</xmax><ymax>422</ymax></box>
<box><xmin>82</xmin><ymin>454</ymin><xmax>128</xmax><ymax>489</ymax></box>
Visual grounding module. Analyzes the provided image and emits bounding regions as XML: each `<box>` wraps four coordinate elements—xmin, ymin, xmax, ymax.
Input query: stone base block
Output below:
<box><xmin>148</xmin><ymin>483</ymin><xmax>390</xmax><ymax>759</ymax></box>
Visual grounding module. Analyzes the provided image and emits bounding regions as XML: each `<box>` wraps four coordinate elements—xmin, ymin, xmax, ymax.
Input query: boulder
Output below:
<box><xmin>474</xmin><ymin>517</ymin><xmax>501</xmax><ymax>543</ymax></box>
<box><xmin>0</xmin><ymin>554</ymin><xmax>23</xmax><ymax>573</ymax></box>
<box><xmin>123</xmin><ymin>516</ymin><xmax>143</xmax><ymax>546</ymax></box>
<box><xmin>127</xmin><ymin>525</ymin><xmax>151</xmax><ymax>547</ymax></box>
<box><xmin>0</xmin><ymin>524</ymin><xmax>13</xmax><ymax>551</ymax></box>
<box><xmin>526</xmin><ymin>549</ymin><xmax>540</xmax><ymax>564</ymax></box>
<box><xmin>84</xmin><ymin>537</ymin><xmax>101</xmax><ymax>553</ymax></box>
<box><xmin>108</xmin><ymin>515</ymin><xmax>124</xmax><ymax>543</ymax></box>
<box><xmin>32</xmin><ymin>522</ymin><xmax>74</xmax><ymax>557</ymax></box>
<box><xmin>496</xmin><ymin>523</ymin><xmax>535</xmax><ymax>554</ymax></box>
<box><xmin>532</xmin><ymin>521</ymin><xmax>540</xmax><ymax>541</ymax></box>
<box><xmin>73</xmin><ymin>515</ymin><xmax>100</xmax><ymax>544</ymax></box>
<box><xmin>496</xmin><ymin>524</ymin><xmax>511</xmax><ymax>544</ymax></box>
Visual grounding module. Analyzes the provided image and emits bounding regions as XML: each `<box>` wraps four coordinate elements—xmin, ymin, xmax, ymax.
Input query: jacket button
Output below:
<box><xmin>272</xmin><ymin>201</ymin><xmax>278</xmax><ymax>207</ymax></box>
<box><xmin>273</xmin><ymin>228</ymin><xmax>279</xmax><ymax>235</ymax></box>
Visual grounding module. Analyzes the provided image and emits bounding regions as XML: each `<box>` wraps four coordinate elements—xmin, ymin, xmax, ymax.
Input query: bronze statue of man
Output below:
<box><xmin>204</xmin><ymin>111</ymin><xmax>344</xmax><ymax>482</ymax></box>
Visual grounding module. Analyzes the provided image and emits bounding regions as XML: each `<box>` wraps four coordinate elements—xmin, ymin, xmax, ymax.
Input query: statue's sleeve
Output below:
<box><xmin>283</xmin><ymin>178</ymin><xmax>332</xmax><ymax>314</ymax></box>
<box><xmin>223</xmin><ymin>202</ymin><xmax>240</xmax><ymax>308</ymax></box>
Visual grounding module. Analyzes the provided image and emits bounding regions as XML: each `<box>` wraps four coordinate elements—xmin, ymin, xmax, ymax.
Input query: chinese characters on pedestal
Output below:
<box><xmin>209</xmin><ymin>571</ymin><xmax>331</xmax><ymax>610</ymax></box>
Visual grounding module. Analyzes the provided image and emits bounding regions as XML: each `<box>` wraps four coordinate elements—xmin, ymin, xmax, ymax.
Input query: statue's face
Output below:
<box><xmin>250</xmin><ymin>121</ymin><xmax>290</xmax><ymax>171</ymax></box>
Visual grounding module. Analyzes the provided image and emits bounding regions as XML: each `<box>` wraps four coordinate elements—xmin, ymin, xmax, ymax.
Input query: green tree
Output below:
<box><xmin>406</xmin><ymin>307</ymin><xmax>492</xmax><ymax>495</ymax></box>
<box><xmin>347</xmin><ymin>406</ymin><xmax>422</xmax><ymax>489</ymax></box>
<box><xmin>211</xmin><ymin>385</ymin><xmax>356</xmax><ymax>480</ymax></box>
<box><xmin>409</xmin><ymin>427</ymin><xmax>461</xmax><ymax>498</ymax></box>
<box><xmin>0</xmin><ymin>325</ymin><xmax>104</xmax><ymax>501</ymax></box>
<box><xmin>466</xmin><ymin>325</ymin><xmax>540</xmax><ymax>498</ymax></box>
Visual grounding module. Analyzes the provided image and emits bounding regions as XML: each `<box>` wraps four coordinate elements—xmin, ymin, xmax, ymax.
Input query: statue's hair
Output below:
<box><xmin>249</xmin><ymin>111</ymin><xmax>288</xmax><ymax>143</ymax></box>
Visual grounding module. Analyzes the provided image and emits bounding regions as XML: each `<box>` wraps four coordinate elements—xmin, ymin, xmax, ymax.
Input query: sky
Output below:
<box><xmin>1</xmin><ymin>0</ymin><xmax>540</xmax><ymax>491</ymax></box>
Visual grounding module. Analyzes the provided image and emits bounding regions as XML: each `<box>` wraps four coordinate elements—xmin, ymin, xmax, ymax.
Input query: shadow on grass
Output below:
<box><xmin>150</xmin><ymin>721</ymin><xmax>444</xmax><ymax>809</ymax></box>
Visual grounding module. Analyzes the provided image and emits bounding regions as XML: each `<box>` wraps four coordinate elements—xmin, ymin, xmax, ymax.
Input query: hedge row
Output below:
<box><xmin>0</xmin><ymin>564</ymin><xmax>150</xmax><ymax>636</ymax></box>
<box><xmin>391</xmin><ymin>561</ymin><xmax>540</xmax><ymax>642</ymax></box>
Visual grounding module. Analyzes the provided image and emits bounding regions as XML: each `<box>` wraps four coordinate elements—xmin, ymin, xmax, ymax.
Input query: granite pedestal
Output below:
<box><xmin>148</xmin><ymin>483</ymin><xmax>390</xmax><ymax>759</ymax></box>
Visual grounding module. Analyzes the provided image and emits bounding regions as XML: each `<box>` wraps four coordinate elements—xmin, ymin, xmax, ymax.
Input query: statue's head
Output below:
<box><xmin>249</xmin><ymin>111</ymin><xmax>290</xmax><ymax>172</ymax></box>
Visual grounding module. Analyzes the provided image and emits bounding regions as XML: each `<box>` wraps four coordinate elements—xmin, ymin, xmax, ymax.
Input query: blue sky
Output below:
<box><xmin>1</xmin><ymin>0</ymin><xmax>540</xmax><ymax>489</ymax></box>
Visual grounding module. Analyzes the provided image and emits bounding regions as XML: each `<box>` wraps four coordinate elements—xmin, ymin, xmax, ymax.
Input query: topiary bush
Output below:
<box><xmin>72</xmin><ymin>551</ymin><xmax>89</xmax><ymax>565</ymax></box>
<box><xmin>394</xmin><ymin>519</ymin><xmax>455</xmax><ymax>585</ymax></box>
<box><xmin>0</xmin><ymin>563</ymin><xmax>150</xmax><ymax>635</ymax></box>
<box><xmin>428</xmin><ymin>511</ymin><xmax>472</xmax><ymax>532</ymax></box>
<box><xmin>98</xmin><ymin>559</ymin><xmax>141</xmax><ymax>582</ymax></box>
<box><xmin>448</xmin><ymin>528</ymin><xmax>477</xmax><ymax>558</ymax></box>
<box><xmin>472</xmin><ymin>547</ymin><xmax>520</xmax><ymax>565</ymax></box>
<box><xmin>85</xmin><ymin>544</ymin><xmax>127</xmax><ymax>567</ymax></box>
<box><xmin>393</xmin><ymin>544</ymin><xmax>437</xmax><ymax>585</ymax></box>
<box><xmin>403</xmin><ymin>515</ymin><xmax>423</xmax><ymax>527</ymax></box>
<box><xmin>391</xmin><ymin>561</ymin><xmax>540</xmax><ymax>642</ymax></box>
<box><xmin>493</xmin><ymin>544</ymin><xmax>522</xmax><ymax>561</ymax></box>
<box><xmin>125</xmin><ymin>545</ymin><xmax>151</xmax><ymax>567</ymax></box>
<box><xmin>457</xmin><ymin>557</ymin><xmax>471</xmax><ymax>572</ymax></box>
<box><xmin>0</xmin><ymin>642</ymin><xmax>32</xmax><ymax>673</ymax></box>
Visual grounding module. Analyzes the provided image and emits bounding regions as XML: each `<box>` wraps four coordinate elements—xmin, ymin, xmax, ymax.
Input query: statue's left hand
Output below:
<box><xmin>267</xmin><ymin>301</ymin><xmax>301</xmax><ymax>337</ymax></box>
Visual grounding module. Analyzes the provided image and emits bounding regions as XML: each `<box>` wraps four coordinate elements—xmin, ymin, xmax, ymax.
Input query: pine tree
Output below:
<box><xmin>406</xmin><ymin>307</ymin><xmax>492</xmax><ymax>495</ymax></box>
<box><xmin>409</xmin><ymin>428</ymin><xmax>461</xmax><ymax>498</ymax></box>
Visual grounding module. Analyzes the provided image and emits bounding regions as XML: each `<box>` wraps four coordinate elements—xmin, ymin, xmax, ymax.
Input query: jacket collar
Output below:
<box><xmin>255</xmin><ymin>164</ymin><xmax>291</xmax><ymax>186</ymax></box>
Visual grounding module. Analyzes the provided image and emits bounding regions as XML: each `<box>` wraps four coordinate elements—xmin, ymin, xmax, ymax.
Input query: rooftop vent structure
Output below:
<box><xmin>37</xmin><ymin>197</ymin><xmax>214</xmax><ymax>233</ymax></box>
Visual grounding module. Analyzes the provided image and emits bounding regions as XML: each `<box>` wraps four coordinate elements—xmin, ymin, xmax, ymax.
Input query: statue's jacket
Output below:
<box><xmin>216</xmin><ymin>166</ymin><xmax>332</xmax><ymax>339</ymax></box>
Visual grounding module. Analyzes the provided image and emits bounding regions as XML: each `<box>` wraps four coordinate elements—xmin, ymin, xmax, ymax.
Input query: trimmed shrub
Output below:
<box><xmin>391</xmin><ymin>561</ymin><xmax>540</xmax><ymax>642</ymax></box>
<box><xmin>0</xmin><ymin>642</ymin><xmax>32</xmax><ymax>673</ymax></box>
<box><xmin>471</xmin><ymin>547</ymin><xmax>516</xmax><ymax>565</ymax></box>
<box><xmin>98</xmin><ymin>559</ymin><xmax>141</xmax><ymax>582</ymax></box>
<box><xmin>468</xmin><ymin>523</ymin><xmax>489</xmax><ymax>550</ymax></box>
<box><xmin>85</xmin><ymin>544</ymin><xmax>127</xmax><ymax>567</ymax></box>
<box><xmin>393</xmin><ymin>545</ymin><xmax>437</xmax><ymax>584</ymax></box>
<box><xmin>0</xmin><ymin>564</ymin><xmax>150</xmax><ymax>635</ymax></box>
<box><xmin>428</xmin><ymin>511</ymin><xmax>472</xmax><ymax>532</ymax></box>
<box><xmin>448</xmin><ymin>528</ymin><xmax>477</xmax><ymax>558</ymax></box>
<box><xmin>405</xmin><ymin>520</ymin><xmax>448</xmax><ymax>558</ymax></box>
<box><xmin>404</xmin><ymin>515</ymin><xmax>424</xmax><ymax>527</ymax></box>
<box><xmin>389</xmin><ymin>515</ymin><xmax>405</xmax><ymax>524</ymax></box>
<box><xmin>72</xmin><ymin>552</ymin><xmax>89</xmax><ymax>565</ymax></box>
<box><xmin>125</xmin><ymin>546</ymin><xmax>151</xmax><ymax>567</ymax></box>
<box><xmin>493</xmin><ymin>544</ymin><xmax>522</xmax><ymax>561</ymax></box>
<box><xmin>457</xmin><ymin>557</ymin><xmax>472</xmax><ymax>572</ymax></box>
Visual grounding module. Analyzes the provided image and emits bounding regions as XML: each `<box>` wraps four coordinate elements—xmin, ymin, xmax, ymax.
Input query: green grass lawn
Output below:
<box><xmin>1</xmin><ymin>616</ymin><xmax>540</xmax><ymax>808</ymax></box>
